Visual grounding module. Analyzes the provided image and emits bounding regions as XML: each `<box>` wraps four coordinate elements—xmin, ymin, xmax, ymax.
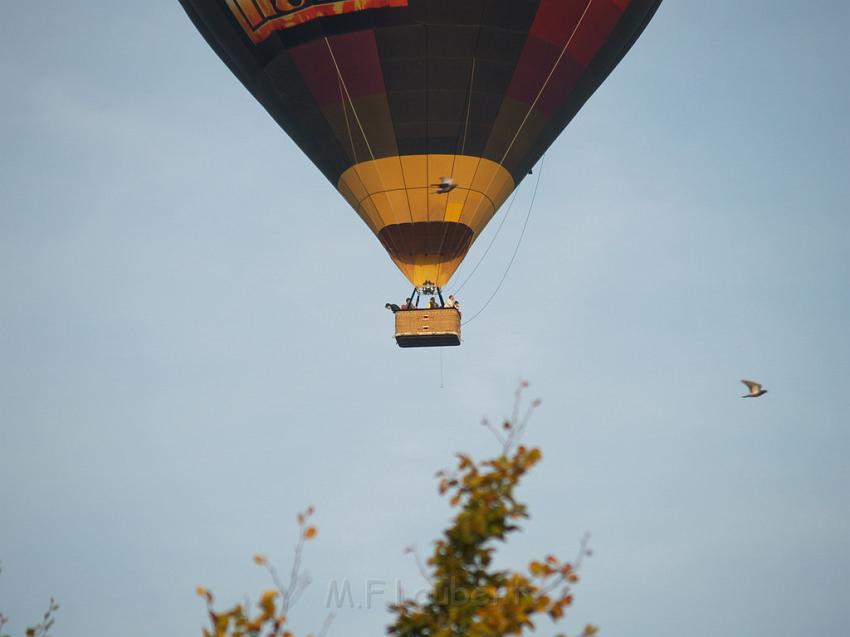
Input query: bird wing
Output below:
<box><xmin>741</xmin><ymin>379</ymin><xmax>762</xmax><ymax>393</ymax></box>
<box><xmin>430</xmin><ymin>177</ymin><xmax>455</xmax><ymax>188</ymax></box>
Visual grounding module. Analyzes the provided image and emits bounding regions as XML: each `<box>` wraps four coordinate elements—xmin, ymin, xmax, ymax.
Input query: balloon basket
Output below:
<box><xmin>394</xmin><ymin>308</ymin><xmax>461</xmax><ymax>348</ymax></box>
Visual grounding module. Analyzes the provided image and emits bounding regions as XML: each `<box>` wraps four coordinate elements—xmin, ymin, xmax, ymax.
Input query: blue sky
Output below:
<box><xmin>1</xmin><ymin>2</ymin><xmax>848</xmax><ymax>636</ymax></box>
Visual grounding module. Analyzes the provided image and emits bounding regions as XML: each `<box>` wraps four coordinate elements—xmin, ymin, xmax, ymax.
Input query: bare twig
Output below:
<box><xmin>403</xmin><ymin>545</ymin><xmax>434</xmax><ymax>584</ymax></box>
<box><xmin>283</xmin><ymin>534</ymin><xmax>306</xmax><ymax>613</ymax></box>
<box><xmin>497</xmin><ymin>381</ymin><xmax>541</xmax><ymax>455</ymax></box>
<box><xmin>481</xmin><ymin>418</ymin><xmax>507</xmax><ymax>447</ymax></box>
<box><xmin>264</xmin><ymin>508</ymin><xmax>315</xmax><ymax>615</ymax></box>
<box><xmin>23</xmin><ymin>598</ymin><xmax>59</xmax><ymax>637</ymax></box>
<box><xmin>540</xmin><ymin>533</ymin><xmax>593</xmax><ymax>597</ymax></box>
<box><xmin>317</xmin><ymin>612</ymin><xmax>335</xmax><ymax>637</ymax></box>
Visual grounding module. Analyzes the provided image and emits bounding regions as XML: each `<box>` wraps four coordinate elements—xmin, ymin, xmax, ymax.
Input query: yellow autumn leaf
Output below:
<box><xmin>304</xmin><ymin>526</ymin><xmax>318</xmax><ymax>540</ymax></box>
<box><xmin>259</xmin><ymin>590</ymin><xmax>278</xmax><ymax>616</ymax></box>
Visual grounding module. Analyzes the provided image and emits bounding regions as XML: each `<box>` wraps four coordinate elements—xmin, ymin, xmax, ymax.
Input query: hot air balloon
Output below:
<box><xmin>179</xmin><ymin>0</ymin><xmax>662</xmax><ymax>346</ymax></box>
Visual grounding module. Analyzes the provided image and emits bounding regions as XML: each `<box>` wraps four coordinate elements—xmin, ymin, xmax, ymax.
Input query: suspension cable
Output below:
<box><xmin>448</xmin><ymin>0</ymin><xmax>591</xmax><ymax>304</ymax></box>
<box><xmin>497</xmin><ymin>0</ymin><xmax>593</xmax><ymax>168</ymax></box>
<box><xmin>324</xmin><ymin>36</ymin><xmax>418</xmax><ymax>256</ymax></box>
<box><xmin>461</xmin><ymin>155</ymin><xmax>545</xmax><ymax>327</ymax></box>
<box><xmin>325</xmin><ymin>37</ymin><xmax>377</xmax><ymax>164</ymax></box>
<box><xmin>449</xmin><ymin>185</ymin><xmax>522</xmax><ymax>296</ymax></box>
<box><xmin>324</xmin><ymin>38</ymin><xmax>394</xmax><ymax>211</ymax></box>
<box><xmin>466</xmin><ymin>0</ymin><xmax>594</xmax><ymax>212</ymax></box>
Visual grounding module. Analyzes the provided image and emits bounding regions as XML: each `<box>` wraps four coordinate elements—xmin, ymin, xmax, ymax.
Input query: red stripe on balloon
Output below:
<box><xmin>289</xmin><ymin>30</ymin><xmax>386</xmax><ymax>107</ymax></box>
<box><xmin>531</xmin><ymin>0</ymin><xmax>588</xmax><ymax>47</ymax></box>
<box><xmin>568</xmin><ymin>0</ymin><xmax>625</xmax><ymax>67</ymax></box>
<box><xmin>507</xmin><ymin>0</ymin><xmax>627</xmax><ymax>117</ymax></box>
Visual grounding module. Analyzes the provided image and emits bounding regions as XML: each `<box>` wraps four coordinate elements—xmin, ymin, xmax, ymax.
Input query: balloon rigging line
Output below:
<box><xmin>473</xmin><ymin>0</ymin><xmax>594</xmax><ymax>210</ymax></box>
<box><xmin>437</xmin><ymin>56</ymin><xmax>478</xmax><ymax>284</ymax></box>
<box><xmin>337</xmin><ymin>72</ymin><xmax>415</xmax><ymax>253</ymax></box>
<box><xmin>454</xmin><ymin>0</ymin><xmax>591</xmax><ymax>290</ymax></box>
<box><xmin>338</xmin><ymin>76</ymin><xmax>358</xmax><ymax>164</ymax></box>
<box><xmin>319</xmin><ymin>22</ymin><xmax>414</xmax><ymax>227</ymax></box>
<box><xmin>324</xmin><ymin>37</ymin><xmax>377</xmax><ymax>164</ymax></box>
<box><xmin>461</xmin><ymin>154</ymin><xmax>545</xmax><ymax>327</ymax></box>
<box><xmin>439</xmin><ymin>1</ymin><xmax>485</xmax><ymax>285</ymax></box>
<box><xmin>446</xmin><ymin>57</ymin><xmax>476</xmax><ymax>210</ymax></box>
<box><xmin>325</xmin><ymin>36</ymin><xmax>403</xmax><ymax>231</ymax></box>
<box><xmin>337</xmin><ymin>73</ymin><xmax>394</xmax><ymax>247</ymax></box>
<box><xmin>459</xmin><ymin>57</ymin><xmax>476</xmax><ymax>158</ymax></box>
<box><xmin>337</xmin><ymin>74</ymin><xmax>371</xmax><ymax>207</ymax></box>
<box><xmin>449</xmin><ymin>185</ymin><xmax>522</xmax><ymax>296</ymax></box>
<box><xmin>498</xmin><ymin>0</ymin><xmax>594</xmax><ymax>168</ymax></box>
<box><xmin>457</xmin><ymin>4</ymin><xmax>485</xmax><ymax>164</ymax></box>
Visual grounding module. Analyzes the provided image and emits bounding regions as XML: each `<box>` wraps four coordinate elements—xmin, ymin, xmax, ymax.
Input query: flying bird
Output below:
<box><xmin>432</xmin><ymin>176</ymin><xmax>457</xmax><ymax>194</ymax></box>
<box><xmin>741</xmin><ymin>379</ymin><xmax>767</xmax><ymax>398</ymax></box>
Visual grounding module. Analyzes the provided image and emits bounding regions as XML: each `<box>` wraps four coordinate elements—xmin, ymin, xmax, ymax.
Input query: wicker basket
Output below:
<box><xmin>394</xmin><ymin>308</ymin><xmax>461</xmax><ymax>347</ymax></box>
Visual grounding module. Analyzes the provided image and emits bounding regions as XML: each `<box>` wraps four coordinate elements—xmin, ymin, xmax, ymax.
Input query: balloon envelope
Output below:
<box><xmin>180</xmin><ymin>0</ymin><xmax>662</xmax><ymax>286</ymax></box>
